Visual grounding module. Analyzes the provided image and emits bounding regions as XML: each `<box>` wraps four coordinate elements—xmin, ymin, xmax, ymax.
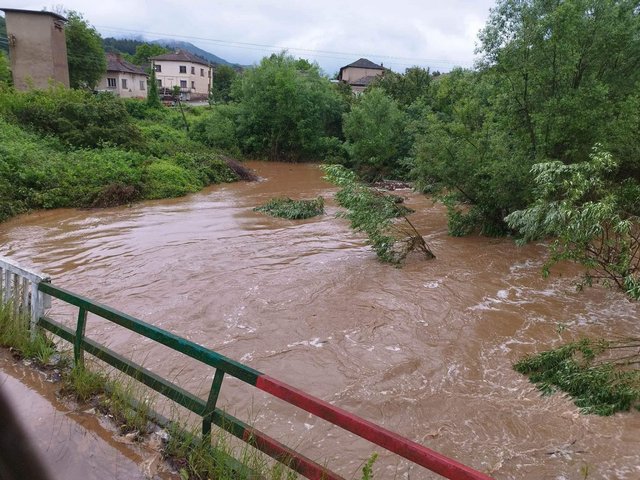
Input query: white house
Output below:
<box><xmin>149</xmin><ymin>49</ymin><xmax>212</xmax><ymax>101</ymax></box>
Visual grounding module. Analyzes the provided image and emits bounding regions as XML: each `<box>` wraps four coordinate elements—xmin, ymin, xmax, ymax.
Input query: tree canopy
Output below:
<box><xmin>209</xmin><ymin>65</ymin><xmax>237</xmax><ymax>104</ymax></box>
<box><xmin>342</xmin><ymin>88</ymin><xmax>409</xmax><ymax>180</ymax></box>
<box><xmin>131</xmin><ymin>43</ymin><xmax>169</xmax><ymax>66</ymax></box>
<box><xmin>0</xmin><ymin>51</ymin><xmax>10</xmax><ymax>86</ymax></box>
<box><xmin>232</xmin><ymin>52</ymin><xmax>343</xmax><ymax>161</ymax></box>
<box><xmin>65</xmin><ymin>11</ymin><xmax>107</xmax><ymax>89</ymax></box>
<box><xmin>408</xmin><ymin>0</ymin><xmax>640</xmax><ymax>236</ymax></box>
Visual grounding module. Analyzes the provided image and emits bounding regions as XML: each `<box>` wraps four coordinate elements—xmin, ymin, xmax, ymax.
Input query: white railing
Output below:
<box><xmin>0</xmin><ymin>256</ymin><xmax>51</xmax><ymax>333</ymax></box>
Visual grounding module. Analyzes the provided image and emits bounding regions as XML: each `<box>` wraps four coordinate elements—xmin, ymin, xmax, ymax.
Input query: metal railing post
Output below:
<box><xmin>202</xmin><ymin>369</ymin><xmax>225</xmax><ymax>437</ymax></box>
<box><xmin>74</xmin><ymin>307</ymin><xmax>88</xmax><ymax>367</ymax></box>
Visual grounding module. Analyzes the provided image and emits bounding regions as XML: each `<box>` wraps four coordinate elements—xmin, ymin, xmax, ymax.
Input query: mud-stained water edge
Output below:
<box><xmin>1</xmin><ymin>161</ymin><xmax>639</xmax><ymax>479</ymax></box>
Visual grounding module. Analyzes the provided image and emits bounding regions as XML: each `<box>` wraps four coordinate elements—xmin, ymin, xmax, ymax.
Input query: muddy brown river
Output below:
<box><xmin>1</xmin><ymin>161</ymin><xmax>639</xmax><ymax>479</ymax></box>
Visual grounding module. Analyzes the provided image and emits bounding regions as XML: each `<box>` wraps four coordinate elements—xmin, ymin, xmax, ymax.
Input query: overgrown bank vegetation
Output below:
<box><xmin>0</xmin><ymin>87</ymin><xmax>240</xmax><ymax>222</ymax></box>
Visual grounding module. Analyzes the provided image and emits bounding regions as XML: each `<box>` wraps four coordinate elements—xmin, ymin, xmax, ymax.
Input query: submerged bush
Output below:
<box><xmin>515</xmin><ymin>338</ymin><xmax>640</xmax><ymax>415</ymax></box>
<box><xmin>171</xmin><ymin>152</ymin><xmax>238</xmax><ymax>185</ymax></box>
<box><xmin>254</xmin><ymin>196</ymin><xmax>324</xmax><ymax>219</ymax></box>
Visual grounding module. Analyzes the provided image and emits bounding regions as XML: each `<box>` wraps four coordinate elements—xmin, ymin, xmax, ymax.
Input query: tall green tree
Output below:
<box><xmin>412</xmin><ymin>0</ymin><xmax>640</xmax><ymax>236</ymax></box>
<box><xmin>478</xmin><ymin>0</ymin><xmax>640</xmax><ymax>168</ymax></box>
<box><xmin>147</xmin><ymin>68</ymin><xmax>161</xmax><ymax>109</ymax></box>
<box><xmin>131</xmin><ymin>43</ymin><xmax>169</xmax><ymax>66</ymax></box>
<box><xmin>65</xmin><ymin>11</ymin><xmax>106</xmax><ymax>89</ymax></box>
<box><xmin>0</xmin><ymin>51</ymin><xmax>10</xmax><ymax>86</ymax></box>
<box><xmin>370</xmin><ymin>66</ymin><xmax>432</xmax><ymax>107</ymax></box>
<box><xmin>343</xmin><ymin>88</ymin><xmax>409</xmax><ymax>180</ymax></box>
<box><xmin>209</xmin><ymin>65</ymin><xmax>237</xmax><ymax>104</ymax></box>
<box><xmin>232</xmin><ymin>52</ymin><xmax>342</xmax><ymax>161</ymax></box>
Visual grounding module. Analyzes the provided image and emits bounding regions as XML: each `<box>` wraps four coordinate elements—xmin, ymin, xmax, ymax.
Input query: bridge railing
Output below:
<box><xmin>1</xmin><ymin>255</ymin><xmax>492</xmax><ymax>480</ymax></box>
<box><xmin>0</xmin><ymin>256</ymin><xmax>50</xmax><ymax>334</ymax></box>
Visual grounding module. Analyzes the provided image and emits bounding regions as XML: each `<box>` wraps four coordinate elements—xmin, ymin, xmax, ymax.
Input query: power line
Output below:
<box><xmin>95</xmin><ymin>24</ymin><xmax>472</xmax><ymax>69</ymax></box>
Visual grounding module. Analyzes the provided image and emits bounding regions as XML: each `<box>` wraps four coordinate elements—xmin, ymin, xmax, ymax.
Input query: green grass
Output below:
<box><xmin>0</xmin><ymin>303</ymin><xmax>56</xmax><ymax>364</ymax></box>
<box><xmin>514</xmin><ymin>338</ymin><xmax>640</xmax><ymax>415</ymax></box>
<box><xmin>254</xmin><ymin>197</ymin><xmax>325</xmax><ymax>220</ymax></box>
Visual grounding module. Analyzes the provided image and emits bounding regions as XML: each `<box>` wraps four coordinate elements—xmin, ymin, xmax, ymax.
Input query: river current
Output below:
<box><xmin>1</xmin><ymin>161</ymin><xmax>639</xmax><ymax>479</ymax></box>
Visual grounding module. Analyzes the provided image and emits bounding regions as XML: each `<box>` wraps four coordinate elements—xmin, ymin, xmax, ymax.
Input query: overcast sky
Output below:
<box><xmin>5</xmin><ymin>0</ymin><xmax>496</xmax><ymax>75</ymax></box>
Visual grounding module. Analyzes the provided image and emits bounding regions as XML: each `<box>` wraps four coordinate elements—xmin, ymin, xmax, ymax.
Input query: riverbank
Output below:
<box><xmin>0</xmin><ymin>88</ymin><xmax>255</xmax><ymax>224</ymax></box>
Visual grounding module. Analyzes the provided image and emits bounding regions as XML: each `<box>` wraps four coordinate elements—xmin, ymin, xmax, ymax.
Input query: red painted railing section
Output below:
<box><xmin>256</xmin><ymin>375</ymin><xmax>493</xmax><ymax>480</ymax></box>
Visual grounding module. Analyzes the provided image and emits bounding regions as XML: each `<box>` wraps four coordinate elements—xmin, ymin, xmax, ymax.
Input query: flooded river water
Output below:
<box><xmin>1</xmin><ymin>161</ymin><xmax>639</xmax><ymax>479</ymax></box>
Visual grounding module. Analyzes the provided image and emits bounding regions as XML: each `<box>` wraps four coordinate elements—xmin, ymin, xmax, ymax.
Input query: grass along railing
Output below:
<box><xmin>0</xmin><ymin>256</ymin><xmax>491</xmax><ymax>480</ymax></box>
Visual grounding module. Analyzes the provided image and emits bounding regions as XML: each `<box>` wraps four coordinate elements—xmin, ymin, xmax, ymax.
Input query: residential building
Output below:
<box><xmin>97</xmin><ymin>53</ymin><xmax>148</xmax><ymax>98</ymax></box>
<box><xmin>149</xmin><ymin>49</ymin><xmax>212</xmax><ymax>100</ymax></box>
<box><xmin>337</xmin><ymin>58</ymin><xmax>386</xmax><ymax>93</ymax></box>
<box><xmin>1</xmin><ymin>8</ymin><xmax>69</xmax><ymax>90</ymax></box>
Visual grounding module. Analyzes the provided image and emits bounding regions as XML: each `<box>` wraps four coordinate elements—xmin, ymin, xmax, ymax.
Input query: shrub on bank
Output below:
<box><xmin>189</xmin><ymin>106</ymin><xmax>240</xmax><ymax>154</ymax></box>
<box><xmin>142</xmin><ymin>160</ymin><xmax>200</xmax><ymax>199</ymax></box>
<box><xmin>0</xmin><ymin>117</ymin><xmax>239</xmax><ymax>221</ymax></box>
<box><xmin>0</xmin><ymin>87</ymin><xmax>142</xmax><ymax>149</ymax></box>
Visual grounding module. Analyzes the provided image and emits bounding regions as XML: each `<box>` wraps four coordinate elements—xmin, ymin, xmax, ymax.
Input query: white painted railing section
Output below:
<box><xmin>0</xmin><ymin>256</ymin><xmax>51</xmax><ymax>333</ymax></box>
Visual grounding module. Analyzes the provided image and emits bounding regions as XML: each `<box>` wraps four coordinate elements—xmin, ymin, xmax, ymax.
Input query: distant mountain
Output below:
<box><xmin>102</xmin><ymin>36</ymin><xmax>238</xmax><ymax>67</ymax></box>
<box><xmin>103</xmin><ymin>37</ymin><xmax>146</xmax><ymax>56</ymax></box>
<box><xmin>150</xmin><ymin>39</ymin><xmax>236</xmax><ymax>66</ymax></box>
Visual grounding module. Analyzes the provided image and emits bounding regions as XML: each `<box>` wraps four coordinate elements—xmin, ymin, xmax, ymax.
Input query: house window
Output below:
<box><xmin>154</xmin><ymin>64</ymin><xmax>161</xmax><ymax>72</ymax></box>
<box><xmin>107</xmin><ymin>77</ymin><xmax>116</xmax><ymax>88</ymax></box>
<box><xmin>180</xmin><ymin>80</ymin><xmax>187</xmax><ymax>88</ymax></box>
<box><xmin>208</xmin><ymin>70</ymin><xmax>211</xmax><ymax>78</ymax></box>
<box><xmin>157</xmin><ymin>79</ymin><xmax>162</xmax><ymax>87</ymax></box>
<box><xmin>200</xmin><ymin>68</ymin><xmax>204</xmax><ymax>77</ymax></box>
<box><xmin>140</xmin><ymin>80</ymin><xmax>146</xmax><ymax>90</ymax></box>
<box><xmin>179</xmin><ymin>65</ymin><xmax>187</xmax><ymax>73</ymax></box>
<box><xmin>191</xmin><ymin>81</ymin><xmax>195</xmax><ymax>89</ymax></box>
<box><xmin>191</xmin><ymin>66</ymin><xmax>195</xmax><ymax>74</ymax></box>
<box><xmin>121</xmin><ymin>78</ymin><xmax>128</xmax><ymax>89</ymax></box>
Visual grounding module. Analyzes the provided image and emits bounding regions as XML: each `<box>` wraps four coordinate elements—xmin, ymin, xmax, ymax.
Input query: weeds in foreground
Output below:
<box><xmin>62</xmin><ymin>364</ymin><xmax>106</xmax><ymax>402</ymax></box>
<box><xmin>0</xmin><ymin>303</ymin><xmax>56</xmax><ymax>364</ymax></box>
<box><xmin>515</xmin><ymin>337</ymin><xmax>640</xmax><ymax>415</ymax></box>
<box><xmin>360</xmin><ymin>453</ymin><xmax>378</xmax><ymax>480</ymax></box>
<box><xmin>103</xmin><ymin>380</ymin><xmax>155</xmax><ymax>436</ymax></box>
<box><xmin>254</xmin><ymin>196</ymin><xmax>325</xmax><ymax>220</ymax></box>
<box><xmin>163</xmin><ymin>423</ymin><xmax>300</xmax><ymax>480</ymax></box>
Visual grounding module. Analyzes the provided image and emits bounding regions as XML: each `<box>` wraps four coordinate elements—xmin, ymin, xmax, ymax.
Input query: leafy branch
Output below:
<box><xmin>515</xmin><ymin>337</ymin><xmax>640</xmax><ymax>416</ymax></box>
<box><xmin>506</xmin><ymin>145</ymin><xmax>640</xmax><ymax>299</ymax></box>
<box><xmin>322</xmin><ymin>164</ymin><xmax>435</xmax><ymax>264</ymax></box>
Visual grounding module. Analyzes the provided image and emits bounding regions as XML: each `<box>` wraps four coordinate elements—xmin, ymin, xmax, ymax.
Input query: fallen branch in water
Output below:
<box><xmin>322</xmin><ymin>164</ymin><xmax>435</xmax><ymax>264</ymax></box>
